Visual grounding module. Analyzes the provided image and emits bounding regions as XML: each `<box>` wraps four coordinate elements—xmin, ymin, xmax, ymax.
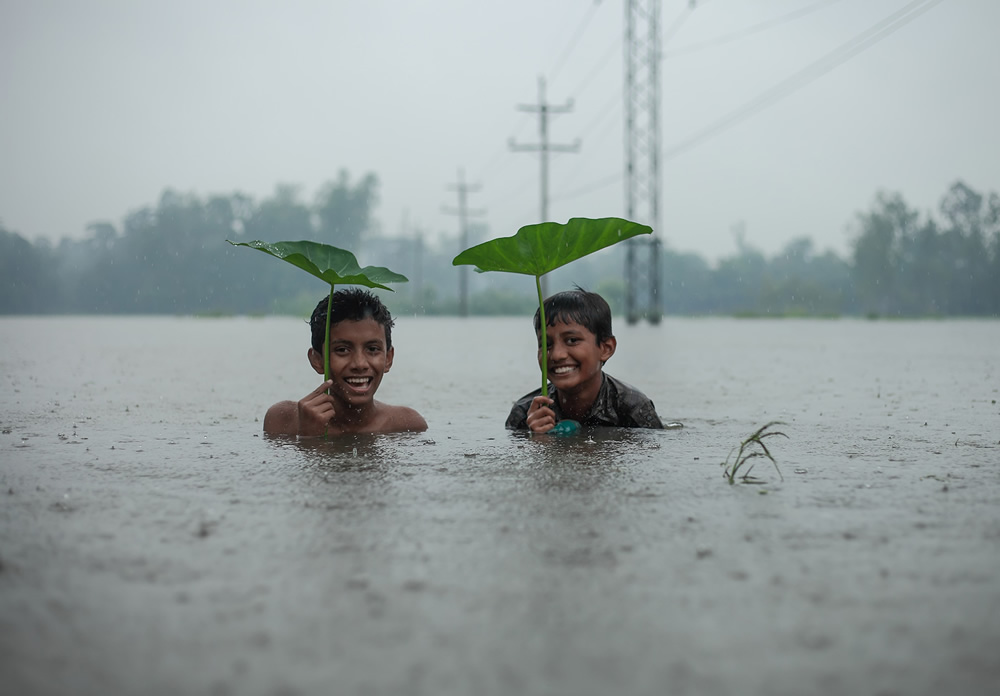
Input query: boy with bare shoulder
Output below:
<box><xmin>264</xmin><ymin>288</ymin><xmax>427</xmax><ymax>437</ymax></box>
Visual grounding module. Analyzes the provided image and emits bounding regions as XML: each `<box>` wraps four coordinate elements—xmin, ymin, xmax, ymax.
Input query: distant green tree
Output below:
<box><xmin>10</xmin><ymin>175</ymin><xmax>995</xmax><ymax>317</ymax></box>
<box><xmin>848</xmin><ymin>181</ymin><xmax>999</xmax><ymax>316</ymax></box>
<box><xmin>595</xmin><ymin>278</ymin><xmax>626</xmax><ymax>315</ymax></box>
<box><xmin>660</xmin><ymin>249</ymin><xmax>714</xmax><ymax>314</ymax></box>
<box><xmin>314</xmin><ymin>171</ymin><xmax>379</xmax><ymax>251</ymax></box>
<box><xmin>987</xmin><ymin>193</ymin><xmax>1000</xmax><ymax>315</ymax></box>
<box><xmin>938</xmin><ymin>181</ymin><xmax>993</xmax><ymax>315</ymax></box>
<box><xmin>759</xmin><ymin>238</ymin><xmax>852</xmax><ymax>315</ymax></box>
<box><xmin>851</xmin><ymin>191</ymin><xmax>918</xmax><ymax>315</ymax></box>
<box><xmin>0</xmin><ymin>223</ymin><xmax>54</xmax><ymax>313</ymax></box>
<box><xmin>80</xmin><ymin>220</ymin><xmax>125</xmax><ymax>312</ymax></box>
<box><xmin>236</xmin><ymin>185</ymin><xmax>317</xmax><ymax>311</ymax></box>
<box><xmin>714</xmin><ymin>246</ymin><xmax>768</xmax><ymax>313</ymax></box>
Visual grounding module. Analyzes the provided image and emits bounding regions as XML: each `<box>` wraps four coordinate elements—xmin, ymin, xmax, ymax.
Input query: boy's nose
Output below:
<box><xmin>349</xmin><ymin>351</ymin><xmax>367</xmax><ymax>368</ymax></box>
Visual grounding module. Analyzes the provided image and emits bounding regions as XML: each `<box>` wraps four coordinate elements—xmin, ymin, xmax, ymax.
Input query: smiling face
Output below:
<box><xmin>537</xmin><ymin>319</ymin><xmax>616</xmax><ymax>399</ymax></box>
<box><xmin>309</xmin><ymin>318</ymin><xmax>394</xmax><ymax>410</ymax></box>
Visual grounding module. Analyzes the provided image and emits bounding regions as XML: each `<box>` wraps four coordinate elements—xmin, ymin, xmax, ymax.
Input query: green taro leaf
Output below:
<box><xmin>452</xmin><ymin>217</ymin><xmax>652</xmax><ymax>277</ymax></box>
<box><xmin>452</xmin><ymin>216</ymin><xmax>652</xmax><ymax>407</ymax></box>
<box><xmin>227</xmin><ymin>239</ymin><xmax>408</xmax><ymax>435</ymax></box>
<box><xmin>226</xmin><ymin>239</ymin><xmax>408</xmax><ymax>290</ymax></box>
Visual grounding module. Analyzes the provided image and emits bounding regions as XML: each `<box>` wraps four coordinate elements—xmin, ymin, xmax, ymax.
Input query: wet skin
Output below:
<box><xmin>525</xmin><ymin>319</ymin><xmax>616</xmax><ymax>434</ymax></box>
<box><xmin>263</xmin><ymin>318</ymin><xmax>425</xmax><ymax>437</ymax></box>
<box><xmin>307</xmin><ymin>317</ymin><xmax>393</xmax><ymax>413</ymax></box>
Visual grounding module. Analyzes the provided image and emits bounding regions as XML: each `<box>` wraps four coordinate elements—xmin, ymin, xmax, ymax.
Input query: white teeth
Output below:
<box><xmin>553</xmin><ymin>366</ymin><xmax>574</xmax><ymax>374</ymax></box>
<box><xmin>346</xmin><ymin>378</ymin><xmax>370</xmax><ymax>385</ymax></box>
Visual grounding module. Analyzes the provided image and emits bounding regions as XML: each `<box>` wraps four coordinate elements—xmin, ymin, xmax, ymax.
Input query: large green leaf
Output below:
<box><xmin>227</xmin><ymin>239</ymin><xmax>408</xmax><ymax>290</ymax></box>
<box><xmin>452</xmin><ymin>217</ymin><xmax>652</xmax><ymax>276</ymax></box>
<box><xmin>452</xmin><ymin>217</ymin><xmax>653</xmax><ymax>405</ymax></box>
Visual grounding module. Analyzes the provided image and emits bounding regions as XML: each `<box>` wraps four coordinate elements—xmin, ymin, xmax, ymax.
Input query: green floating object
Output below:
<box><xmin>549</xmin><ymin>419</ymin><xmax>581</xmax><ymax>436</ymax></box>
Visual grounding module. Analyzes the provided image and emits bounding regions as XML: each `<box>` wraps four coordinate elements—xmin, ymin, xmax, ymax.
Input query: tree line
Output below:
<box><xmin>1</xmin><ymin>177</ymin><xmax>997</xmax><ymax>317</ymax></box>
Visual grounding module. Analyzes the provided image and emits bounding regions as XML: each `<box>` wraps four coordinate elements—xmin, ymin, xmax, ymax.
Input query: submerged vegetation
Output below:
<box><xmin>722</xmin><ymin>421</ymin><xmax>788</xmax><ymax>485</ymax></box>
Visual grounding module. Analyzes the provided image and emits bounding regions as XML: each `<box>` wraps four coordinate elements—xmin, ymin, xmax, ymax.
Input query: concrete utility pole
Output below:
<box><xmin>443</xmin><ymin>168</ymin><xmax>484</xmax><ymax>317</ymax></box>
<box><xmin>509</xmin><ymin>76</ymin><xmax>580</xmax><ymax>298</ymax></box>
<box><xmin>624</xmin><ymin>0</ymin><xmax>663</xmax><ymax>324</ymax></box>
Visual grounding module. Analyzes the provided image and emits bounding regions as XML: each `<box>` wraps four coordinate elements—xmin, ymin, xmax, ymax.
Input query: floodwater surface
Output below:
<box><xmin>1</xmin><ymin>316</ymin><xmax>998</xmax><ymax>696</ymax></box>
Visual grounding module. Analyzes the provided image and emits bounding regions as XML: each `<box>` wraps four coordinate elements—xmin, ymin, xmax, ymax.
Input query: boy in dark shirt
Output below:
<box><xmin>506</xmin><ymin>288</ymin><xmax>663</xmax><ymax>433</ymax></box>
<box><xmin>264</xmin><ymin>288</ymin><xmax>427</xmax><ymax>437</ymax></box>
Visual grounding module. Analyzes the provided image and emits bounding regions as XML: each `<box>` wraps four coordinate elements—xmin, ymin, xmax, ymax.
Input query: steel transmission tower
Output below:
<box><xmin>624</xmin><ymin>0</ymin><xmax>663</xmax><ymax>324</ymax></box>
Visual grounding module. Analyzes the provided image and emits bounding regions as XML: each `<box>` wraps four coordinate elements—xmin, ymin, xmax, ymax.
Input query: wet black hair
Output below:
<box><xmin>309</xmin><ymin>288</ymin><xmax>394</xmax><ymax>352</ymax></box>
<box><xmin>533</xmin><ymin>286</ymin><xmax>613</xmax><ymax>344</ymax></box>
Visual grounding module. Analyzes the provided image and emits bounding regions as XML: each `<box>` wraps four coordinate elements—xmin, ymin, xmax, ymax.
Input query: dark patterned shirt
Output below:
<box><xmin>505</xmin><ymin>373</ymin><xmax>664</xmax><ymax>430</ymax></box>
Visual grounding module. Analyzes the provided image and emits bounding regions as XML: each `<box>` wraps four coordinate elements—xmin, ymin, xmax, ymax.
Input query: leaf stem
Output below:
<box><xmin>323</xmin><ymin>285</ymin><xmax>334</xmax><ymax>440</ymax></box>
<box><xmin>536</xmin><ymin>274</ymin><xmax>548</xmax><ymax>399</ymax></box>
<box><xmin>324</xmin><ymin>285</ymin><xmax>334</xmax><ymax>384</ymax></box>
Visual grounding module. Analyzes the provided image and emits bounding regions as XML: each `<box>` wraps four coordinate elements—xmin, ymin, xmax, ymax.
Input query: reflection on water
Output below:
<box><xmin>269</xmin><ymin>431</ymin><xmax>425</xmax><ymax>469</ymax></box>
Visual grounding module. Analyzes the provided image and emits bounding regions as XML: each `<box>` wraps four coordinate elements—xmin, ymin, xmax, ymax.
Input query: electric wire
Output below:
<box><xmin>548</xmin><ymin>0</ymin><xmax>604</xmax><ymax>84</ymax></box>
<box><xmin>548</xmin><ymin>0</ymin><xmax>701</xmax><ymax>205</ymax></box>
<box><xmin>662</xmin><ymin>0</ymin><xmax>946</xmax><ymax>161</ymax></box>
<box><xmin>550</xmin><ymin>0</ymin><xmax>947</xmax><ymax>204</ymax></box>
<box><xmin>664</xmin><ymin>0</ymin><xmax>847</xmax><ymax>59</ymax></box>
<box><xmin>564</xmin><ymin>36</ymin><xmax>619</xmax><ymax>102</ymax></box>
<box><xmin>663</xmin><ymin>3</ymin><xmax>694</xmax><ymax>44</ymax></box>
<box><xmin>543</xmin><ymin>1</ymin><xmax>706</xmax><ymax>203</ymax></box>
<box><xmin>470</xmin><ymin>1</ymin><xmax>606</xmax><ymax>194</ymax></box>
<box><xmin>552</xmin><ymin>171</ymin><xmax>624</xmax><ymax>203</ymax></box>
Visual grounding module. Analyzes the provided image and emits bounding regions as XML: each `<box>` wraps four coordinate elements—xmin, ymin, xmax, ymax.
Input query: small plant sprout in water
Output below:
<box><xmin>226</xmin><ymin>239</ymin><xmax>408</xmax><ymax>382</ymax></box>
<box><xmin>452</xmin><ymin>216</ymin><xmax>652</xmax><ymax>405</ymax></box>
<box><xmin>722</xmin><ymin>421</ymin><xmax>789</xmax><ymax>485</ymax></box>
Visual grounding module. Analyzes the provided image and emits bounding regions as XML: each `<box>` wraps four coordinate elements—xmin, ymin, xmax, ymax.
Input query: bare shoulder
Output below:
<box><xmin>263</xmin><ymin>400</ymin><xmax>298</xmax><ymax>436</ymax></box>
<box><xmin>379</xmin><ymin>403</ymin><xmax>428</xmax><ymax>433</ymax></box>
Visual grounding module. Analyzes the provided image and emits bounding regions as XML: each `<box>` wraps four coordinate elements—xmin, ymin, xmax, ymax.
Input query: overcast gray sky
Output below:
<box><xmin>2</xmin><ymin>0</ymin><xmax>997</xmax><ymax>263</ymax></box>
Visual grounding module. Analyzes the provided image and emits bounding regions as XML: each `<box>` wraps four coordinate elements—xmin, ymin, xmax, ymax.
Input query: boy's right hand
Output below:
<box><xmin>526</xmin><ymin>396</ymin><xmax>556</xmax><ymax>434</ymax></box>
<box><xmin>297</xmin><ymin>379</ymin><xmax>336</xmax><ymax>436</ymax></box>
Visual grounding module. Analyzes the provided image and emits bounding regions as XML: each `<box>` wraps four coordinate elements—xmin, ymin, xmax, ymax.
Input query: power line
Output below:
<box><xmin>550</xmin><ymin>0</ymin><xmax>945</xmax><ymax>204</ymax></box>
<box><xmin>662</xmin><ymin>0</ymin><xmax>946</xmax><ymax>162</ymax></box>
<box><xmin>564</xmin><ymin>36</ymin><xmax>619</xmax><ymax>101</ymax></box>
<box><xmin>663</xmin><ymin>3</ymin><xmax>694</xmax><ymax>44</ymax></box>
<box><xmin>661</xmin><ymin>0</ymin><xmax>717</xmax><ymax>44</ymax></box>
<box><xmin>471</xmin><ymin>111</ymin><xmax>534</xmax><ymax>185</ymax></box>
<box><xmin>548</xmin><ymin>0</ymin><xmax>605</xmax><ymax>84</ymax></box>
<box><xmin>552</xmin><ymin>171</ymin><xmax>623</xmax><ymax>203</ymax></box>
<box><xmin>555</xmin><ymin>94</ymin><xmax>622</xmax><ymax>194</ymax></box>
<box><xmin>577</xmin><ymin>91</ymin><xmax>621</xmax><ymax>139</ymax></box>
<box><xmin>472</xmin><ymin>2</ymin><xmax>605</xmax><ymax>191</ymax></box>
<box><xmin>663</xmin><ymin>0</ymin><xmax>846</xmax><ymax>59</ymax></box>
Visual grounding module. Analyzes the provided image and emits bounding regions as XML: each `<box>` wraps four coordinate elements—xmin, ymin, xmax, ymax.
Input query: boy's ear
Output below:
<box><xmin>307</xmin><ymin>347</ymin><xmax>324</xmax><ymax>375</ymax></box>
<box><xmin>599</xmin><ymin>336</ymin><xmax>617</xmax><ymax>364</ymax></box>
<box><xmin>384</xmin><ymin>346</ymin><xmax>394</xmax><ymax>373</ymax></box>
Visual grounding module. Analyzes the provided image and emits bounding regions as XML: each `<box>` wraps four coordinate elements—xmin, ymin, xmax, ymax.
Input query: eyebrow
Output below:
<box><xmin>331</xmin><ymin>338</ymin><xmax>385</xmax><ymax>345</ymax></box>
